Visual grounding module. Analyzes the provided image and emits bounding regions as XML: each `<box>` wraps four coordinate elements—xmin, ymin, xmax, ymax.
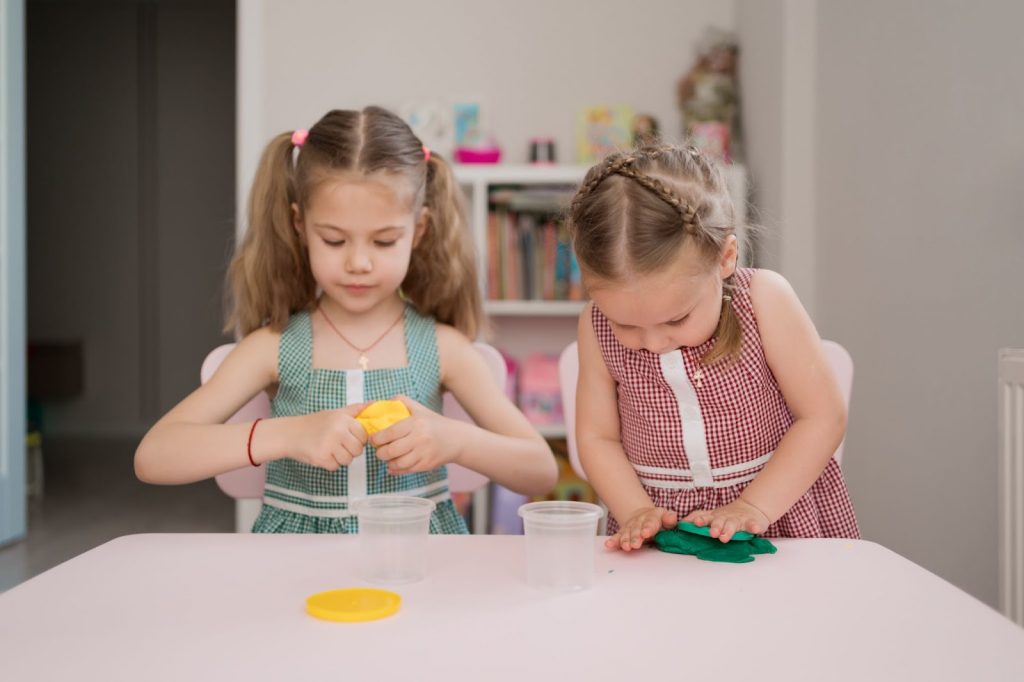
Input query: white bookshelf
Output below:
<box><xmin>454</xmin><ymin>163</ymin><xmax>750</xmax><ymax>301</ymax></box>
<box><xmin>452</xmin><ymin>162</ymin><xmax>748</xmax><ymax>440</ymax></box>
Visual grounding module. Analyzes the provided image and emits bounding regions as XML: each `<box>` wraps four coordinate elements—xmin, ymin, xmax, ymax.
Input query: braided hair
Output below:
<box><xmin>569</xmin><ymin>144</ymin><xmax>743</xmax><ymax>364</ymax></box>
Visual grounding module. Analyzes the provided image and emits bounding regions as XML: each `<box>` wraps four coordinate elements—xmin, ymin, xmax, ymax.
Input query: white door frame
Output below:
<box><xmin>0</xmin><ymin>0</ymin><xmax>27</xmax><ymax>546</ymax></box>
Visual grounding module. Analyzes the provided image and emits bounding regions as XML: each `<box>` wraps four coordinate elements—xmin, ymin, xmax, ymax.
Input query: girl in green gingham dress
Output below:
<box><xmin>252</xmin><ymin>305</ymin><xmax>467</xmax><ymax>533</ymax></box>
<box><xmin>134</xmin><ymin>107</ymin><xmax>557</xmax><ymax>525</ymax></box>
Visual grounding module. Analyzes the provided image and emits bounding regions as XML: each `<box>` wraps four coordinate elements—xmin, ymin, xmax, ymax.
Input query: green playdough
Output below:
<box><xmin>652</xmin><ymin>521</ymin><xmax>777</xmax><ymax>563</ymax></box>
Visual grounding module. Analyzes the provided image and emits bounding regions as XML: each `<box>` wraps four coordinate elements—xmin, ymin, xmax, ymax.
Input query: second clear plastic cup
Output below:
<box><xmin>518</xmin><ymin>501</ymin><xmax>606</xmax><ymax>592</ymax></box>
<box><xmin>353</xmin><ymin>495</ymin><xmax>435</xmax><ymax>585</ymax></box>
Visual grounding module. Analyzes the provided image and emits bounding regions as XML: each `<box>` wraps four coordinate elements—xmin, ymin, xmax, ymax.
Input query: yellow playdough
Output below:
<box><xmin>356</xmin><ymin>400</ymin><xmax>412</xmax><ymax>435</ymax></box>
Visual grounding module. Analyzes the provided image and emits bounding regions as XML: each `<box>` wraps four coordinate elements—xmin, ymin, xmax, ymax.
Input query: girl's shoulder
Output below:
<box><xmin>432</xmin><ymin>322</ymin><xmax>479</xmax><ymax>384</ymax></box>
<box><xmin>230</xmin><ymin>324</ymin><xmax>283</xmax><ymax>384</ymax></box>
<box><xmin>746</xmin><ymin>268</ymin><xmax>800</xmax><ymax>317</ymax></box>
<box><xmin>433</xmin><ymin>321</ymin><xmax>473</xmax><ymax>356</ymax></box>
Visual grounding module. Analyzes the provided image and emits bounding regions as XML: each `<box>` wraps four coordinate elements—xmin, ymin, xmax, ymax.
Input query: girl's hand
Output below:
<box><xmin>683</xmin><ymin>497</ymin><xmax>771</xmax><ymax>543</ymax></box>
<box><xmin>372</xmin><ymin>395</ymin><xmax>457</xmax><ymax>475</ymax></box>
<box><xmin>606</xmin><ymin>506</ymin><xmax>679</xmax><ymax>552</ymax></box>
<box><xmin>294</xmin><ymin>403</ymin><xmax>370</xmax><ymax>470</ymax></box>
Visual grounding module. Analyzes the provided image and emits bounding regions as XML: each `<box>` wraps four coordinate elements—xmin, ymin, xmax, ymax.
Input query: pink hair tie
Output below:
<box><xmin>291</xmin><ymin>129</ymin><xmax>309</xmax><ymax>147</ymax></box>
<box><xmin>422</xmin><ymin>145</ymin><xmax>431</xmax><ymax>163</ymax></box>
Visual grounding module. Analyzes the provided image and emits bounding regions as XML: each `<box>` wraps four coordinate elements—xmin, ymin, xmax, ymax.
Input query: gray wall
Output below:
<box><xmin>741</xmin><ymin>0</ymin><xmax>1024</xmax><ymax>605</ymax></box>
<box><xmin>815</xmin><ymin>0</ymin><xmax>1024</xmax><ymax>606</ymax></box>
<box><xmin>27</xmin><ymin>0</ymin><xmax>235</xmax><ymax>438</ymax></box>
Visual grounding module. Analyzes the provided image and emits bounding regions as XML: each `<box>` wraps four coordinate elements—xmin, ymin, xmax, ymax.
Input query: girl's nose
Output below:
<box><xmin>644</xmin><ymin>332</ymin><xmax>671</xmax><ymax>355</ymax></box>
<box><xmin>346</xmin><ymin>248</ymin><xmax>372</xmax><ymax>273</ymax></box>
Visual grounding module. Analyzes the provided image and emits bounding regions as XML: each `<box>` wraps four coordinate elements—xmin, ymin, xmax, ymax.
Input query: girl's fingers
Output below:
<box><xmin>720</xmin><ymin>518</ymin><xmax>738</xmax><ymax>543</ymax></box>
<box><xmin>348</xmin><ymin>420</ymin><xmax>369</xmax><ymax>443</ymax></box>
<box><xmin>371</xmin><ymin>418</ymin><xmax>413</xmax><ymax>447</ymax></box>
<box><xmin>622</xmin><ymin>527</ymin><xmax>636</xmax><ymax>551</ymax></box>
<box><xmin>387</xmin><ymin>452</ymin><xmax>419</xmax><ymax>475</ymax></box>
<box><xmin>689</xmin><ymin>511</ymin><xmax>710</xmax><ymax>527</ymax></box>
<box><xmin>341</xmin><ymin>432</ymin><xmax>364</xmax><ymax>458</ymax></box>
<box><xmin>376</xmin><ymin>434</ymin><xmax>414</xmax><ymax>462</ymax></box>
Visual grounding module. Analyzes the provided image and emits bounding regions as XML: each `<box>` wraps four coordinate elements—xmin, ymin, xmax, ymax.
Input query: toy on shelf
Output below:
<box><xmin>576</xmin><ymin>104</ymin><xmax>633</xmax><ymax>163</ymax></box>
<box><xmin>454</xmin><ymin>145</ymin><xmax>502</xmax><ymax>164</ymax></box>
<box><xmin>676</xmin><ymin>27</ymin><xmax>740</xmax><ymax>162</ymax></box>
<box><xmin>519</xmin><ymin>353</ymin><xmax>562</xmax><ymax>426</ymax></box>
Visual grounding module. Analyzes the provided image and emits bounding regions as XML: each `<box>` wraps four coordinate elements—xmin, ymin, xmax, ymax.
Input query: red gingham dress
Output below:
<box><xmin>594</xmin><ymin>268</ymin><xmax>859</xmax><ymax>538</ymax></box>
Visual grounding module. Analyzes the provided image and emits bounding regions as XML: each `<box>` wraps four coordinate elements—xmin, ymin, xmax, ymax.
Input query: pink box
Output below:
<box><xmin>519</xmin><ymin>353</ymin><xmax>563</xmax><ymax>425</ymax></box>
<box><xmin>454</xmin><ymin>146</ymin><xmax>502</xmax><ymax>164</ymax></box>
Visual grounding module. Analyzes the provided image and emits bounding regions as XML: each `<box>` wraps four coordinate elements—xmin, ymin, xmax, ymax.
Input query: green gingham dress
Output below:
<box><xmin>251</xmin><ymin>305</ymin><xmax>469</xmax><ymax>534</ymax></box>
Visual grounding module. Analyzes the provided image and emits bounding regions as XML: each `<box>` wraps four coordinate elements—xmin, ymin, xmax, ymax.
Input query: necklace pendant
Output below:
<box><xmin>358</xmin><ymin>354</ymin><xmax>369</xmax><ymax>371</ymax></box>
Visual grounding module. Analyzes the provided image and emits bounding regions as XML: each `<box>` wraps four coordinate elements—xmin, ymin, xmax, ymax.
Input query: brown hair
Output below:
<box><xmin>568</xmin><ymin>144</ymin><xmax>743</xmax><ymax>364</ymax></box>
<box><xmin>225</xmin><ymin>106</ymin><xmax>482</xmax><ymax>338</ymax></box>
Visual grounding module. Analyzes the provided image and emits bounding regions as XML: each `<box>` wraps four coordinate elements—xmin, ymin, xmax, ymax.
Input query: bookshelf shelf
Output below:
<box><xmin>484</xmin><ymin>300</ymin><xmax>586</xmax><ymax>317</ymax></box>
<box><xmin>454</xmin><ymin>163</ymin><xmax>591</xmax><ymax>186</ymax></box>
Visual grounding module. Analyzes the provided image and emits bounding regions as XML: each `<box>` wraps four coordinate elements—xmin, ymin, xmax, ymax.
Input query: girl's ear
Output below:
<box><xmin>412</xmin><ymin>207</ymin><xmax>429</xmax><ymax>248</ymax></box>
<box><xmin>718</xmin><ymin>234</ymin><xmax>738</xmax><ymax>279</ymax></box>
<box><xmin>291</xmin><ymin>202</ymin><xmax>305</xmax><ymax>240</ymax></box>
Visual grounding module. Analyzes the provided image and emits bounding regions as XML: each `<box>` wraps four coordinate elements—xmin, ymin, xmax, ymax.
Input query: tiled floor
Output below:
<box><xmin>0</xmin><ymin>438</ymin><xmax>234</xmax><ymax>593</ymax></box>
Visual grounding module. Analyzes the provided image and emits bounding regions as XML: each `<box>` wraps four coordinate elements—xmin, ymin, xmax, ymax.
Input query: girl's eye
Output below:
<box><xmin>323</xmin><ymin>239</ymin><xmax>345</xmax><ymax>247</ymax></box>
<box><xmin>667</xmin><ymin>316</ymin><xmax>688</xmax><ymax>326</ymax></box>
<box><xmin>374</xmin><ymin>240</ymin><xmax>397</xmax><ymax>247</ymax></box>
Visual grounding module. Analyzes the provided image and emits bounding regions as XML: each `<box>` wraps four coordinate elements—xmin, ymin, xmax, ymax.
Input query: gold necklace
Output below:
<box><xmin>318</xmin><ymin>304</ymin><xmax>404</xmax><ymax>371</ymax></box>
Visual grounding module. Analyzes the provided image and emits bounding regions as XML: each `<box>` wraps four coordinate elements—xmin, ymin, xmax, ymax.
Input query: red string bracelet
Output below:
<box><xmin>247</xmin><ymin>418</ymin><xmax>263</xmax><ymax>467</ymax></box>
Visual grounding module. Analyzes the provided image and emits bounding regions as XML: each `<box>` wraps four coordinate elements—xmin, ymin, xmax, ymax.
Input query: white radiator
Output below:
<box><xmin>998</xmin><ymin>348</ymin><xmax>1024</xmax><ymax>626</ymax></box>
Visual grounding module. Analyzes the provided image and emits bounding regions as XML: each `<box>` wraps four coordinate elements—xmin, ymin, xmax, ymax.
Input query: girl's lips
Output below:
<box><xmin>344</xmin><ymin>284</ymin><xmax>373</xmax><ymax>294</ymax></box>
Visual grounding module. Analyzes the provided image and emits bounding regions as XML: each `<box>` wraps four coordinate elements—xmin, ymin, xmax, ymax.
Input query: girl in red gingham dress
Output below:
<box><xmin>570</xmin><ymin>145</ymin><xmax>859</xmax><ymax>550</ymax></box>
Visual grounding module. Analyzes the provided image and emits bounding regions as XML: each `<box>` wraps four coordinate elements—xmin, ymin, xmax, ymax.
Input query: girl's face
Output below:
<box><xmin>587</xmin><ymin>237</ymin><xmax>737</xmax><ymax>355</ymax></box>
<box><xmin>294</xmin><ymin>174</ymin><xmax>425</xmax><ymax>314</ymax></box>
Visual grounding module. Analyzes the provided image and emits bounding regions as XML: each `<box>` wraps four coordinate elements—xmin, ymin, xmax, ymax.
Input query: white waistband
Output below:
<box><xmin>634</xmin><ymin>451</ymin><xmax>773</xmax><ymax>490</ymax></box>
<box><xmin>262</xmin><ymin>481</ymin><xmax>451</xmax><ymax>518</ymax></box>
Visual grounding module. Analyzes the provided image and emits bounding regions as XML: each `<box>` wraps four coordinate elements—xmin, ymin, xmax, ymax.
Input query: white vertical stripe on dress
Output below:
<box><xmin>346</xmin><ymin>369</ymin><xmax>367</xmax><ymax>501</ymax></box>
<box><xmin>659</xmin><ymin>350</ymin><xmax>713</xmax><ymax>487</ymax></box>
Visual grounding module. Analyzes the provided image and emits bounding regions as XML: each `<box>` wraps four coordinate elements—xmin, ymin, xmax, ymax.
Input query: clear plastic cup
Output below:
<box><xmin>353</xmin><ymin>495</ymin><xmax>435</xmax><ymax>585</ymax></box>
<box><xmin>518</xmin><ymin>501</ymin><xmax>606</xmax><ymax>592</ymax></box>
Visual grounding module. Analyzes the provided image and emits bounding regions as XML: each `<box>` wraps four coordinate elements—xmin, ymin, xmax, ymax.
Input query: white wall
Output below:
<box><xmin>236</xmin><ymin>0</ymin><xmax>736</xmax><ymax>232</ymax></box>
<box><xmin>742</xmin><ymin>0</ymin><xmax>1024</xmax><ymax>606</ymax></box>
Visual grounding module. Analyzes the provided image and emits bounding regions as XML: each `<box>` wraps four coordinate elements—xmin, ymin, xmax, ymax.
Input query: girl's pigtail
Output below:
<box><xmin>702</xmin><ymin>275</ymin><xmax>742</xmax><ymax>365</ymax></box>
<box><xmin>403</xmin><ymin>153</ymin><xmax>484</xmax><ymax>339</ymax></box>
<box><xmin>225</xmin><ymin>133</ymin><xmax>316</xmax><ymax>335</ymax></box>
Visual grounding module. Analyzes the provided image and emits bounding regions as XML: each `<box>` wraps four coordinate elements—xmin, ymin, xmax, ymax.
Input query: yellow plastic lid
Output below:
<box><xmin>356</xmin><ymin>400</ymin><xmax>412</xmax><ymax>435</ymax></box>
<box><xmin>305</xmin><ymin>588</ymin><xmax>401</xmax><ymax>623</ymax></box>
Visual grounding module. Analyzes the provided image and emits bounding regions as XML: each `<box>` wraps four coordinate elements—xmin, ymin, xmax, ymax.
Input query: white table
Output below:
<box><xmin>1</xmin><ymin>534</ymin><xmax>1022</xmax><ymax>681</ymax></box>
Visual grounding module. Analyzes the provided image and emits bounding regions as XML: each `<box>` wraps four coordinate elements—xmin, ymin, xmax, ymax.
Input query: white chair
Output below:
<box><xmin>557</xmin><ymin>338</ymin><xmax>855</xmax><ymax>482</ymax></box>
<box><xmin>203</xmin><ymin>342</ymin><xmax>507</xmax><ymax>533</ymax></box>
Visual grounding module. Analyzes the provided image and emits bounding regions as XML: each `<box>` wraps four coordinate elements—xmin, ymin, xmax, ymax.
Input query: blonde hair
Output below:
<box><xmin>226</xmin><ymin>106</ymin><xmax>482</xmax><ymax>338</ymax></box>
<box><xmin>568</xmin><ymin>144</ymin><xmax>743</xmax><ymax>364</ymax></box>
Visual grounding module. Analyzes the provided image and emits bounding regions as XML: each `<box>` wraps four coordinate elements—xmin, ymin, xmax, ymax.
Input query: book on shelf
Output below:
<box><xmin>486</xmin><ymin>187</ymin><xmax>584</xmax><ymax>302</ymax></box>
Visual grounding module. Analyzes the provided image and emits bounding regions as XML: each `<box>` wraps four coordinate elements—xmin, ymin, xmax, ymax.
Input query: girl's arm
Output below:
<box><xmin>732</xmin><ymin>269</ymin><xmax>847</xmax><ymax>523</ymax></box>
<box><xmin>576</xmin><ymin>304</ymin><xmax>677</xmax><ymax>548</ymax></box>
<box><xmin>435</xmin><ymin>326</ymin><xmax>557</xmax><ymax>496</ymax></box>
<box><xmin>134</xmin><ymin>327</ymin><xmax>367</xmax><ymax>484</ymax></box>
